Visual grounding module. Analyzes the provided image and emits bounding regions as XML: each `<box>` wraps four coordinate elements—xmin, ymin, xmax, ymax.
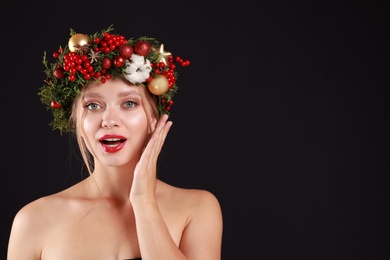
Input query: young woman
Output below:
<box><xmin>7</xmin><ymin>26</ymin><xmax>223</xmax><ymax>260</ymax></box>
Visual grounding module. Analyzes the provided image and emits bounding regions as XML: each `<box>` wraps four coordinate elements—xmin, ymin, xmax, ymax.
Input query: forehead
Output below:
<box><xmin>83</xmin><ymin>78</ymin><xmax>142</xmax><ymax>96</ymax></box>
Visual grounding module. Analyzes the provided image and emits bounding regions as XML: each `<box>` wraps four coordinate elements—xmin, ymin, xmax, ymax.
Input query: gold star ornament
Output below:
<box><xmin>158</xmin><ymin>44</ymin><xmax>172</xmax><ymax>66</ymax></box>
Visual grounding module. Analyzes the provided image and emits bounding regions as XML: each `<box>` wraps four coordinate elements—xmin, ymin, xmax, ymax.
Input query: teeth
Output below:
<box><xmin>105</xmin><ymin>138</ymin><xmax>120</xmax><ymax>141</ymax></box>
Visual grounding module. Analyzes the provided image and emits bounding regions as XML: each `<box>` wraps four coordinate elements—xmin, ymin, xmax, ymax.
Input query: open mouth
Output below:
<box><xmin>100</xmin><ymin>138</ymin><xmax>126</xmax><ymax>145</ymax></box>
<box><xmin>99</xmin><ymin>138</ymin><xmax>127</xmax><ymax>153</ymax></box>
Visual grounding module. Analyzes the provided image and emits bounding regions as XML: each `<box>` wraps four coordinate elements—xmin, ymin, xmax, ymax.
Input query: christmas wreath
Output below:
<box><xmin>38</xmin><ymin>24</ymin><xmax>190</xmax><ymax>134</ymax></box>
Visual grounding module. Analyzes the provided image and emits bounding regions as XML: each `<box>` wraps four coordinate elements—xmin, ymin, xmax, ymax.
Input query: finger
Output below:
<box><xmin>140</xmin><ymin>114</ymin><xmax>170</xmax><ymax>169</ymax></box>
<box><xmin>150</xmin><ymin>116</ymin><xmax>172</xmax><ymax>162</ymax></box>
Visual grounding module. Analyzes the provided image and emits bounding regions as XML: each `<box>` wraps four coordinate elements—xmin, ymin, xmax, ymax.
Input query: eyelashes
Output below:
<box><xmin>123</xmin><ymin>100</ymin><xmax>139</xmax><ymax>108</ymax></box>
<box><xmin>84</xmin><ymin>100</ymin><xmax>140</xmax><ymax>111</ymax></box>
<box><xmin>84</xmin><ymin>102</ymin><xmax>100</xmax><ymax>110</ymax></box>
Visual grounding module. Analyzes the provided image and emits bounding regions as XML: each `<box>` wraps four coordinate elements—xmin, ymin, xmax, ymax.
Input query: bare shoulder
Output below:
<box><xmin>10</xmin><ymin>181</ymin><xmax>88</xmax><ymax>240</ymax></box>
<box><xmin>158</xmin><ymin>180</ymin><xmax>221</xmax><ymax>210</ymax></box>
<box><xmin>8</xmin><ymin>191</ymin><xmax>71</xmax><ymax>258</ymax></box>
<box><xmin>157</xmin><ymin>181</ymin><xmax>223</xmax><ymax>258</ymax></box>
<box><xmin>11</xmin><ymin>191</ymin><xmax>68</xmax><ymax>233</ymax></box>
<box><xmin>157</xmin><ymin>180</ymin><xmax>223</xmax><ymax>230</ymax></box>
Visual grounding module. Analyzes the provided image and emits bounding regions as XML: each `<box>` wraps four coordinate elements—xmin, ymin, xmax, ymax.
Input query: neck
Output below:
<box><xmin>85</xmin><ymin>163</ymin><xmax>135</xmax><ymax>200</ymax></box>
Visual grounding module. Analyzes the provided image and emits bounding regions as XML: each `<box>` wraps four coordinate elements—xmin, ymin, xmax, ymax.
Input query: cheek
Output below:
<box><xmin>125</xmin><ymin>112</ymin><xmax>149</xmax><ymax>140</ymax></box>
<box><xmin>83</xmin><ymin>113</ymin><xmax>99</xmax><ymax>133</ymax></box>
<box><xmin>81</xmin><ymin>114</ymin><xmax>99</xmax><ymax>151</ymax></box>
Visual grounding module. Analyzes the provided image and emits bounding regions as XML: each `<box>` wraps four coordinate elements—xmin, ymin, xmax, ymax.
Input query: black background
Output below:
<box><xmin>1</xmin><ymin>1</ymin><xmax>389</xmax><ymax>259</ymax></box>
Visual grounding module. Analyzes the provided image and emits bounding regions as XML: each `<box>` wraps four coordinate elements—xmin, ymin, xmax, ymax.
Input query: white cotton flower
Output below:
<box><xmin>124</xmin><ymin>54</ymin><xmax>152</xmax><ymax>84</ymax></box>
<box><xmin>131</xmin><ymin>53</ymin><xmax>147</xmax><ymax>66</ymax></box>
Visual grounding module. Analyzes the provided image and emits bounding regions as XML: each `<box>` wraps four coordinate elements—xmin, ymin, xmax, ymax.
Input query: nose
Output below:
<box><xmin>102</xmin><ymin>107</ymin><xmax>120</xmax><ymax>128</ymax></box>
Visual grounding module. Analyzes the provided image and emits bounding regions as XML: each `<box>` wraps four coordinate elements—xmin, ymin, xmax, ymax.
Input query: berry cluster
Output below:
<box><xmin>53</xmin><ymin>32</ymin><xmax>135</xmax><ymax>84</ymax></box>
<box><xmin>152</xmin><ymin>55</ymin><xmax>190</xmax><ymax>112</ymax></box>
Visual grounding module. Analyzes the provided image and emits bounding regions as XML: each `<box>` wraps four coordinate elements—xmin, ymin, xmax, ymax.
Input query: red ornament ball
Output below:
<box><xmin>102</xmin><ymin>57</ymin><xmax>112</xmax><ymax>70</ymax></box>
<box><xmin>134</xmin><ymin>40</ymin><xmax>151</xmax><ymax>56</ymax></box>
<box><xmin>119</xmin><ymin>43</ymin><xmax>133</xmax><ymax>59</ymax></box>
<box><xmin>53</xmin><ymin>68</ymin><xmax>64</xmax><ymax>79</ymax></box>
<box><xmin>114</xmin><ymin>56</ymin><xmax>125</xmax><ymax>67</ymax></box>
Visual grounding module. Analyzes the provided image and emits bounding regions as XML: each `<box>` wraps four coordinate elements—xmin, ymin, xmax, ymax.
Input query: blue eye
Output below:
<box><xmin>124</xmin><ymin>101</ymin><xmax>137</xmax><ymax>108</ymax></box>
<box><xmin>86</xmin><ymin>103</ymin><xmax>100</xmax><ymax>110</ymax></box>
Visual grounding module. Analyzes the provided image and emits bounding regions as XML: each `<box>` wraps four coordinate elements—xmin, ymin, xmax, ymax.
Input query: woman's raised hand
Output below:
<box><xmin>130</xmin><ymin>114</ymin><xmax>172</xmax><ymax>202</ymax></box>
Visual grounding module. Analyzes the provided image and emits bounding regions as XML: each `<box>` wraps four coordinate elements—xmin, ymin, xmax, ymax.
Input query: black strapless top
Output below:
<box><xmin>124</xmin><ymin>258</ymin><xmax>141</xmax><ymax>260</ymax></box>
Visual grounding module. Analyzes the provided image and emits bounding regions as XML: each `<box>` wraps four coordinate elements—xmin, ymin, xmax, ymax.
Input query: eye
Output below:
<box><xmin>123</xmin><ymin>100</ymin><xmax>138</xmax><ymax>108</ymax></box>
<box><xmin>85</xmin><ymin>102</ymin><xmax>101</xmax><ymax>110</ymax></box>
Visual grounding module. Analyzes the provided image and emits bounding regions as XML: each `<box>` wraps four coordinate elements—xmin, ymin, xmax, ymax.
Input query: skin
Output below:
<box><xmin>7</xmin><ymin>79</ymin><xmax>223</xmax><ymax>260</ymax></box>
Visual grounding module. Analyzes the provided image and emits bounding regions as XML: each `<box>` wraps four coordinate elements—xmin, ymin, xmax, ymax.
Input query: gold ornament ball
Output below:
<box><xmin>148</xmin><ymin>75</ymin><xmax>169</xmax><ymax>95</ymax></box>
<box><xmin>68</xmin><ymin>33</ymin><xmax>91</xmax><ymax>52</ymax></box>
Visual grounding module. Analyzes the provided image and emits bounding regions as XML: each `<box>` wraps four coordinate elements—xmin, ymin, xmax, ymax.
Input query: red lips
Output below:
<box><xmin>99</xmin><ymin>135</ymin><xmax>127</xmax><ymax>153</ymax></box>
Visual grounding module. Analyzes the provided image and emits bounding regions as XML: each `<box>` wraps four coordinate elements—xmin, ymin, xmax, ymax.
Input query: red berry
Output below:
<box><xmin>51</xmin><ymin>100</ymin><xmax>61</xmax><ymax>109</ymax></box>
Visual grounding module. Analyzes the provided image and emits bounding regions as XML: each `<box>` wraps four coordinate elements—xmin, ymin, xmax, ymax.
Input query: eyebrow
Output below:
<box><xmin>118</xmin><ymin>90</ymin><xmax>141</xmax><ymax>97</ymax></box>
<box><xmin>84</xmin><ymin>90</ymin><xmax>141</xmax><ymax>98</ymax></box>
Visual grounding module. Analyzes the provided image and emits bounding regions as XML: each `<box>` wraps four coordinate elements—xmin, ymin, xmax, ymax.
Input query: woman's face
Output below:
<box><xmin>80</xmin><ymin>78</ymin><xmax>152</xmax><ymax>167</ymax></box>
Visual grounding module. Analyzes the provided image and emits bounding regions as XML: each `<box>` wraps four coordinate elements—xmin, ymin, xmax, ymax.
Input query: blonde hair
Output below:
<box><xmin>69</xmin><ymin>78</ymin><xmax>159</xmax><ymax>176</ymax></box>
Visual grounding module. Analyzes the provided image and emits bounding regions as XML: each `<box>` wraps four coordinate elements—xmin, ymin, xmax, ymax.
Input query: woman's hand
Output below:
<box><xmin>130</xmin><ymin>114</ymin><xmax>172</xmax><ymax>202</ymax></box>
